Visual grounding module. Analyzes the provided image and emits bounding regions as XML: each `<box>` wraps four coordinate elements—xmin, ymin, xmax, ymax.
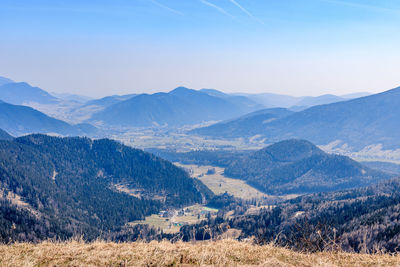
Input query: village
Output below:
<box><xmin>131</xmin><ymin>204</ymin><xmax>219</xmax><ymax>234</ymax></box>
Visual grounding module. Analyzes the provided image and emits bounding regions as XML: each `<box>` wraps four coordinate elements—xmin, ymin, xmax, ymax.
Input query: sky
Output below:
<box><xmin>0</xmin><ymin>0</ymin><xmax>400</xmax><ymax>97</ymax></box>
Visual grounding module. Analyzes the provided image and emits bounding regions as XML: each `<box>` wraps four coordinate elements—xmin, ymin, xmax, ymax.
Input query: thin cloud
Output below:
<box><xmin>149</xmin><ymin>0</ymin><xmax>184</xmax><ymax>16</ymax></box>
<box><xmin>228</xmin><ymin>0</ymin><xmax>264</xmax><ymax>25</ymax></box>
<box><xmin>199</xmin><ymin>0</ymin><xmax>235</xmax><ymax>18</ymax></box>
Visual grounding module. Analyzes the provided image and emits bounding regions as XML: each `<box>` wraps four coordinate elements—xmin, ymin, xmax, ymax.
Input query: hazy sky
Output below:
<box><xmin>1</xmin><ymin>0</ymin><xmax>400</xmax><ymax>97</ymax></box>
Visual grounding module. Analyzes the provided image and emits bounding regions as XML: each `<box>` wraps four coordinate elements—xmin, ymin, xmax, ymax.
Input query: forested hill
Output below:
<box><xmin>224</xmin><ymin>139</ymin><xmax>392</xmax><ymax>194</ymax></box>
<box><xmin>178</xmin><ymin>178</ymin><xmax>400</xmax><ymax>253</ymax></box>
<box><xmin>0</xmin><ymin>134</ymin><xmax>212</xmax><ymax>242</ymax></box>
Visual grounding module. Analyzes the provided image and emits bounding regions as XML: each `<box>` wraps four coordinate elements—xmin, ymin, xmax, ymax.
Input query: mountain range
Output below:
<box><xmin>89</xmin><ymin>87</ymin><xmax>255</xmax><ymax>127</ymax></box>
<box><xmin>87</xmin><ymin>88</ymin><xmax>363</xmax><ymax>128</ymax></box>
<box><xmin>193</xmin><ymin>86</ymin><xmax>400</xmax><ymax>150</ymax></box>
<box><xmin>224</xmin><ymin>139</ymin><xmax>392</xmax><ymax>194</ymax></box>
<box><xmin>0</xmin><ymin>75</ymin><xmax>392</xmax><ymax>151</ymax></box>
<box><xmin>1</xmin><ymin>75</ymin><xmax>373</xmax><ymax>132</ymax></box>
<box><xmin>0</xmin><ymin>82</ymin><xmax>59</xmax><ymax>105</ymax></box>
<box><xmin>0</xmin><ymin>101</ymin><xmax>96</xmax><ymax>136</ymax></box>
<box><xmin>235</xmin><ymin>91</ymin><xmax>370</xmax><ymax>109</ymax></box>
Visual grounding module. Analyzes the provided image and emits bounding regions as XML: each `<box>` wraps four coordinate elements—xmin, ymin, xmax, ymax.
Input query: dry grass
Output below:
<box><xmin>175</xmin><ymin>163</ymin><xmax>268</xmax><ymax>200</ymax></box>
<box><xmin>130</xmin><ymin>214</ymin><xmax>181</xmax><ymax>234</ymax></box>
<box><xmin>1</xmin><ymin>239</ymin><xmax>400</xmax><ymax>267</ymax></box>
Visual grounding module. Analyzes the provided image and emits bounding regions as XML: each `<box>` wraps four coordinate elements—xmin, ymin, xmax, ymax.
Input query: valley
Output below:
<box><xmin>174</xmin><ymin>163</ymin><xmax>269</xmax><ymax>199</ymax></box>
<box><xmin>1</xmin><ymin>75</ymin><xmax>400</xmax><ymax>259</ymax></box>
<box><xmin>111</xmin><ymin>126</ymin><xmax>266</xmax><ymax>151</ymax></box>
<box><xmin>2</xmin><ymin>2</ymin><xmax>400</xmax><ymax>265</ymax></box>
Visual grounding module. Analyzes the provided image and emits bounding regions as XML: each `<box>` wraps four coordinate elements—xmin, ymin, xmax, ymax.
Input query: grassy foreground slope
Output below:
<box><xmin>1</xmin><ymin>240</ymin><xmax>399</xmax><ymax>267</ymax></box>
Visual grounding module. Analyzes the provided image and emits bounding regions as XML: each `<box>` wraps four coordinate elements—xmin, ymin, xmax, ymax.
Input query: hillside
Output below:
<box><xmin>0</xmin><ymin>101</ymin><xmax>96</xmax><ymax>136</ymax></box>
<box><xmin>293</xmin><ymin>94</ymin><xmax>346</xmax><ymax>108</ymax></box>
<box><xmin>170</xmin><ymin>178</ymin><xmax>400</xmax><ymax>253</ymax></box>
<box><xmin>0</xmin><ymin>128</ymin><xmax>13</xmax><ymax>140</ymax></box>
<box><xmin>0</xmin><ymin>135</ymin><xmax>212</xmax><ymax>242</ymax></box>
<box><xmin>1</xmin><ymin>240</ymin><xmax>399</xmax><ymax>267</ymax></box>
<box><xmin>190</xmin><ymin>108</ymin><xmax>294</xmax><ymax>138</ymax></box>
<box><xmin>194</xmin><ymin>86</ymin><xmax>400</xmax><ymax>150</ymax></box>
<box><xmin>50</xmin><ymin>92</ymin><xmax>93</xmax><ymax>103</ymax></box>
<box><xmin>362</xmin><ymin>161</ymin><xmax>400</xmax><ymax>175</ymax></box>
<box><xmin>0</xmin><ymin>76</ymin><xmax>14</xmax><ymax>86</ymax></box>
<box><xmin>237</xmin><ymin>92</ymin><xmax>302</xmax><ymax>108</ymax></box>
<box><xmin>236</xmin><ymin>91</ymin><xmax>359</xmax><ymax>109</ymax></box>
<box><xmin>224</xmin><ymin>139</ymin><xmax>392</xmax><ymax>194</ymax></box>
<box><xmin>148</xmin><ymin>148</ymin><xmax>251</xmax><ymax>167</ymax></box>
<box><xmin>89</xmin><ymin>87</ymin><xmax>253</xmax><ymax>127</ymax></box>
<box><xmin>84</xmin><ymin>94</ymin><xmax>137</xmax><ymax>108</ymax></box>
<box><xmin>0</xmin><ymin>82</ymin><xmax>59</xmax><ymax>105</ymax></box>
<box><xmin>200</xmin><ymin>88</ymin><xmax>264</xmax><ymax>113</ymax></box>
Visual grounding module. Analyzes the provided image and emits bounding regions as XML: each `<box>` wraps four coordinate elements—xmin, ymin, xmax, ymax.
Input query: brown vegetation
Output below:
<box><xmin>1</xmin><ymin>239</ymin><xmax>400</xmax><ymax>266</ymax></box>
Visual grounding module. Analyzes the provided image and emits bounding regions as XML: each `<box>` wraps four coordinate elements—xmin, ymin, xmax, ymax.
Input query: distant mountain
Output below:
<box><xmin>341</xmin><ymin>92</ymin><xmax>371</xmax><ymax>99</ymax></box>
<box><xmin>224</xmin><ymin>139</ymin><xmax>392</xmax><ymax>195</ymax></box>
<box><xmin>361</xmin><ymin>161</ymin><xmax>400</xmax><ymax>175</ymax></box>
<box><xmin>236</xmin><ymin>92</ymin><xmax>368</xmax><ymax>110</ymax></box>
<box><xmin>0</xmin><ymin>101</ymin><xmax>97</xmax><ymax>136</ymax></box>
<box><xmin>200</xmin><ymin>89</ymin><xmax>264</xmax><ymax>113</ymax></box>
<box><xmin>51</xmin><ymin>92</ymin><xmax>93</xmax><ymax>103</ymax></box>
<box><xmin>0</xmin><ymin>128</ymin><xmax>13</xmax><ymax>140</ymax></box>
<box><xmin>0</xmin><ymin>82</ymin><xmax>58</xmax><ymax>105</ymax></box>
<box><xmin>190</xmin><ymin>108</ymin><xmax>294</xmax><ymax>138</ymax></box>
<box><xmin>0</xmin><ymin>134</ymin><xmax>212</xmax><ymax>242</ymax></box>
<box><xmin>84</xmin><ymin>94</ymin><xmax>137</xmax><ymax>108</ymax></box>
<box><xmin>236</xmin><ymin>92</ymin><xmax>301</xmax><ymax>108</ymax></box>
<box><xmin>89</xmin><ymin>87</ymin><xmax>248</xmax><ymax>127</ymax></box>
<box><xmin>0</xmin><ymin>76</ymin><xmax>14</xmax><ymax>86</ymax></box>
<box><xmin>262</xmin><ymin>87</ymin><xmax>400</xmax><ymax>149</ymax></box>
<box><xmin>293</xmin><ymin>94</ymin><xmax>346</xmax><ymax>108</ymax></box>
<box><xmin>194</xmin><ymin>86</ymin><xmax>400</xmax><ymax>150</ymax></box>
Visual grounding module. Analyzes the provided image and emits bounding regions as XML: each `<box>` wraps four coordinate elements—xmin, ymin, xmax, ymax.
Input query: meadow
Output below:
<box><xmin>1</xmin><ymin>239</ymin><xmax>399</xmax><ymax>266</ymax></box>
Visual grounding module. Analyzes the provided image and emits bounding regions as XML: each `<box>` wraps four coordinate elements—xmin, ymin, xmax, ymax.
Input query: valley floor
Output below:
<box><xmin>174</xmin><ymin>163</ymin><xmax>269</xmax><ymax>199</ymax></box>
<box><xmin>1</xmin><ymin>240</ymin><xmax>399</xmax><ymax>267</ymax></box>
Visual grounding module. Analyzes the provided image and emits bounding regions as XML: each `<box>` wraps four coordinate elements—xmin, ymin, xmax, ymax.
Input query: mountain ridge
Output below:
<box><xmin>0</xmin><ymin>82</ymin><xmax>59</xmax><ymax>105</ymax></box>
<box><xmin>224</xmin><ymin>139</ymin><xmax>392</xmax><ymax>194</ymax></box>
<box><xmin>0</xmin><ymin>101</ymin><xmax>97</xmax><ymax>136</ymax></box>
<box><xmin>193</xmin><ymin>86</ymin><xmax>400</xmax><ymax>150</ymax></box>
<box><xmin>190</xmin><ymin>107</ymin><xmax>294</xmax><ymax>138</ymax></box>
<box><xmin>0</xmin><ymin>76</ymin><xmax>14</xmax><ymax>86</ymax></box>
<box><xmin>89</xmin><ymin>87</ymin><xmax>250</xmax><ymax>127</ymax></box>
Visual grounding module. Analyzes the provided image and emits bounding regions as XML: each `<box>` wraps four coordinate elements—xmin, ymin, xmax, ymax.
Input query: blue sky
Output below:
<box><xmin>1</xmin><ymin>0</ymin><xmax>400</xmax><ymax>97</ymax></box>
